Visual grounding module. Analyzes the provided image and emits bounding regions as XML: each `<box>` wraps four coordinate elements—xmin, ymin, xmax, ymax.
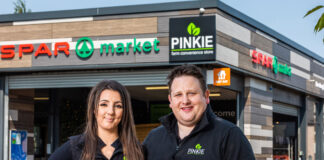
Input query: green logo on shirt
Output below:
<box><xmin>188</xmin><ymin>144</ymin><xmax>205</xmax><ymax>155</ymax></box>
<box><xmin>195</xmin><ymin>144</ymin><xmax>202</xmax><ymax>150</ymax></box>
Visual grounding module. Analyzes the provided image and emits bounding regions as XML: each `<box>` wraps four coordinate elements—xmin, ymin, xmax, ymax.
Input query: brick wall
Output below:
<box><xmin>244</xmin><ymin>77</ymin><xmax>273</xmax><ymax>160</ymax></box>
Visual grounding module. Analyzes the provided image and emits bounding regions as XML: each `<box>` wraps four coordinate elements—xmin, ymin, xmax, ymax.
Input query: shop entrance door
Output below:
<box><xmin>273</xmin><ymin>113</ymin><xmax>298</xmax><ymax>160</ymax></box>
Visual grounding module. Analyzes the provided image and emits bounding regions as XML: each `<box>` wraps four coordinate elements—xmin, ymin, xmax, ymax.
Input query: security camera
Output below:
<box><xmin>199</xmin><ymin>8</ymin><xmax>205</xmax><ymax>14</ymax></box>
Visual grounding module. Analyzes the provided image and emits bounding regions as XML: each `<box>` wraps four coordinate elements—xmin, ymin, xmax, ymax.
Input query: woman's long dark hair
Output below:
<box><xmin>81</xmin><ymin>80</ymin><xmax>144</xmax><ymax>160</ymax></box>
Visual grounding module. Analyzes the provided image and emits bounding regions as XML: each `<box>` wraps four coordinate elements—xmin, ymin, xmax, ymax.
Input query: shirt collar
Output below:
<box><xmin>96</xmin><ymin>138</ymin><xmax>123</xmax><ymax>159</ymax></box>
<box><xmin>97</xmin><ymin>137</ymin><xmax>122</xmax><ymax>150</ymax></box>
<box><xmin>160</xmin><ymin>105</ymin><xmax>214</xmax><ymax>137</ymax></box>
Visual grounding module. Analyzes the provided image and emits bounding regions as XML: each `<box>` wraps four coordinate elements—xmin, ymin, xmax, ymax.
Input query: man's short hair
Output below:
<box><xmin>167</xmin><ymin>64</ymin><xmax>207</xmax><ymax>93</ymax></box>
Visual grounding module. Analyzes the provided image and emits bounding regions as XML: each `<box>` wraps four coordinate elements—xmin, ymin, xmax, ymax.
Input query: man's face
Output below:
<box><xmin>168</xmin><ymin>75</ymin><xmax>210</xmax><ymax>127</ymax></box>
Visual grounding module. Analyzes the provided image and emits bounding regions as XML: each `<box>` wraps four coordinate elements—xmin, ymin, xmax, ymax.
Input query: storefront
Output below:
<box><xmin>0</xmin><ymin>1</ymin><xmax>324</xmax><ymax>160</ymax></box>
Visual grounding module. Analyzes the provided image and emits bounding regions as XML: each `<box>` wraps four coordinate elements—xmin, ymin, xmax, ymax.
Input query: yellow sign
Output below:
<box><xmin>213</xmin><ymin>68</ymin><xmax>231</xmax><ymax>86</ymax></box>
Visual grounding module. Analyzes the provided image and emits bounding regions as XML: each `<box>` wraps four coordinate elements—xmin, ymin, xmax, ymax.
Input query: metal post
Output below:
<box><xmin>237</xmin><ymin>91</ymin><xmax>244</xmax><ymax>131</ymax></box>
<box><xmin>236</xmin><ymin>93</ymin><xmax>240</xmax><ymax>126</ymax></box>
<box><xmin>53</xmin><ymin>89</ymin><xmax>60</xmax><ymax>151</ymax></box>
<box><xmin>0</xmin><ymin>76</ymin><xmax>4</xmax><ymax>160</ymax></box>
<box><xmin>238</xmin><ymin>78</ymin><xmax>246</xmax><ymax>132</ymax></box>
<box><xmin>322</xmin><ymin>100</ymin><xmax>324</xmax><ymax>160</ymax></box>
<box><xmin>299</xmin><ymin>95</ymin><xmax>307</xmax><ymax>160</ymax></box>
<box><xmin>1</xmin><ymin>76</ymin><xmax>9</xmax><ymax>160</ymax></box>
<box><xmin>316</xmin><ymin>99</ymin><xmax>324</xmax><ymax>160</ymax></box>
<box><xmin>47</xmin><ymin>89</ymin><xmax>55</xmax><ymax>155</ymax></box>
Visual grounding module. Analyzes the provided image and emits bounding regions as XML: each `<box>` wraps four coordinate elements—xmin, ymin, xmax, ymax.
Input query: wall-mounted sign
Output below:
<box><xmin>251</xmin><ymin>50</ymin><xmax>291</xmax><ymax>76</ymax></box>
<box><xmin>99</xmin><ymin>38</ymin><xmax>160</xmax><ymax>58</ymax></box>
<box><xmin>169</xmin><ymin>16</ymin><xmax>216</xmax><ymax>62</ymax></box>
<box><xmin>213</xmin><ymin>68</ymin><xmax>231</xmax><ymax>86</ymax></box>
<box><xmin>0</xmin><ymin>37</ymin><xmax>160</xmax><ymax>60</ymax></box>
<box><xmin>10</xmin><ymin>130</ymin><xmax>27</xmax><ymax>160</ymax></box>
<box><xmin>0</xmin><ymin>42</ymin><xmax>69</xmax><ymax>59</ymax></box>
<box><xmin>315</xmin><ymin>81</ymin><xmax>324</xmax><ymax>91</ymax></box>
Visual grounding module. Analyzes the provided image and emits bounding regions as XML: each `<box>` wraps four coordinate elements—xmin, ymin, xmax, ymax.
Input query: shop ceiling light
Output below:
<box><xmin>33</xmin><ymin>97</ymin><xmax>50</xmax><ymax>101</ymax></box>
<box><xmin>209</xmin><ymin>93</ymin><xmax>221</xmax><ymax>97</ymax></box>
<box><xmin>145</xmin><ymin>86</ymin><xmax>169</xmax><ymax>90</ymax></box>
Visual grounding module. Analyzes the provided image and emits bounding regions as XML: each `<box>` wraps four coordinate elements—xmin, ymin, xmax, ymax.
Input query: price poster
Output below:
<box><xmin>10</xmin><ymin>130</ymin><xmax>27</xmax><ymax>160</ymax></box>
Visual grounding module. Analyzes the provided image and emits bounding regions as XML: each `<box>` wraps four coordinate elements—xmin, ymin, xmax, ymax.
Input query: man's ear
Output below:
<box><xmin>205</xmin><ymin>90</ymin><xmax>210</xmax><ymax>104</ymax></box>
<box><xmin>168</xmin><ymin>94</ymin><xmax>172</xmax><ymax>108</ymax></box>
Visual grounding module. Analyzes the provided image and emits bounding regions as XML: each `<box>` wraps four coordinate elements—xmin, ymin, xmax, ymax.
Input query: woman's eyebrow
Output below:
<box><xmin>99</xmin><ymin>99</ymin><xmax>109</xmax><ymax>102</ymax></box>
<box><xmin>99</xmin><ymin>100</ymin><xmax>123</xmax><ymax>103</ymax></box>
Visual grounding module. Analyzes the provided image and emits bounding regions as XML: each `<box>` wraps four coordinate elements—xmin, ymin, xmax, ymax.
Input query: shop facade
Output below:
<box><xmin>0</xmin><ymin>1</ymin><xmax>323</xmax><ymax>160</ymax></box>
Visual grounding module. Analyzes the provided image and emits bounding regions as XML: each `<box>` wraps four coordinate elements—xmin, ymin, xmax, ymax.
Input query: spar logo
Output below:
<box><xmin>187</xmin><ymin>144</ymin><xmax>205</xmax><ymax>155</ymax></box>
<box><xmin>75</xmin><ymin>37</ymin><xmax>94</xmax><ymax>59</ymax></box>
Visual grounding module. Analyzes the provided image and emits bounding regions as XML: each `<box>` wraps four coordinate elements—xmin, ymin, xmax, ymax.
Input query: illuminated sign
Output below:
<box><xmin>0</xmin><ymin>42</ymin><xmax>69</xmax><ymax>59</ymax></box>
<box><xmin>169</xmin><ymin>16</ymin><xmax>216</xmax><ymax>62</ymax></box>
<box><xmin>213</xmin><ymin>68</ymin><xmax>231</xmax><ymax>86</ymax></box>
<box><xmin>251</xmin><ymin>50</ymin><xmax>291</xmax><ymax>76</ymax></box>
<box><xmin>0</xmin><ymin>37</ymin><xmax>160</xmax><ymax>60</ymax></box>
<box><xmin>100</xmin><ymin>38</ymin><xmax>160</xmax><ymax>57</ymax></box>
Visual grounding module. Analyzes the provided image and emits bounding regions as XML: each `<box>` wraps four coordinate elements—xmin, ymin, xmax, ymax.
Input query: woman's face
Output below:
<box><xmin>96</xmin><ymin>89</ymin><xmax>123</xmax><ymax>132</ymax></box>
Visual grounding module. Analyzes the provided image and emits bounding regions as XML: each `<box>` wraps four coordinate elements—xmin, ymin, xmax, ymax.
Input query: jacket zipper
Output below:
<box><xmin>174</xmin><ymin>136</ymin><xmax>190</xmax><ymax>158</ymax></box>
<box><xmin>174</xmin><ymin>131</ymin><xmax>201</xmax><ymax>159</ymax></box>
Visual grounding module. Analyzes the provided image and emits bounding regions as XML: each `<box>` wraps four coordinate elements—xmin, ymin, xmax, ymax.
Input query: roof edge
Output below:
<box><xmin>0</xmin><ymin>0</ymin><xmax>322</xmax><ymax>63</ymax></box>
<box><xmin>0</xmin><ymin>0</ymin><xmax>206</xmax><ymax>22</ymax></box>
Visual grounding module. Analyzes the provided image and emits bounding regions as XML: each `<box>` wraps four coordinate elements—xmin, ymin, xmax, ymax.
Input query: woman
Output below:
<box><xmin>49</xmin><ymin>80</ymin><xmax>144</xmax><ymax>160</ymax></box>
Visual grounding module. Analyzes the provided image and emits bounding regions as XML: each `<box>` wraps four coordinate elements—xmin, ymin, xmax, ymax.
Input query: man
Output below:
<box><xmin>143</xmin><ymin>64</ymin><xmax>255</xmax><ymax>160</ymax></box>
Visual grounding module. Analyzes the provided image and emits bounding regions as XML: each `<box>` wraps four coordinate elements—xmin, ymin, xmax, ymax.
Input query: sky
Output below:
<box><xmin>0</xmin><ymin>0</ymin><xmax>323</xmax><ymax>58</ymax></box>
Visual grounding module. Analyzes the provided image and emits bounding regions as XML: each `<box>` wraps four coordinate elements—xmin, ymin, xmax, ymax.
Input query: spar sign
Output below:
<box><xmin>251</xmin><ymin>50</ymin><xmax>291</xmax><ymax>76</ymax></box>
<box><xmin>0</xmin><ymin>42</ymin><xmax>70</xmax><ymax>59</ymax></box>
<box><xmin>169</xmin><ymin>16</ymin><xmax>216</xmax><ymax>62</ymax></box>
<box><xmin>0</xmin><ymin>37</ymin><xmax>160</xmax><ymax>60</ymax></box>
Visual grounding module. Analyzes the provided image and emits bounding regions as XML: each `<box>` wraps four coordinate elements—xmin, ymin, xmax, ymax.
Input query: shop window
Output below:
<box><xmin>208</xmin><ymin>86</ymin><xmax>237</xmax><ymax>124</ymax></box>
<box><xmin>209</xmin><ymin>100</ymin><xmax>236</xmax><ymax>124</ymax></box>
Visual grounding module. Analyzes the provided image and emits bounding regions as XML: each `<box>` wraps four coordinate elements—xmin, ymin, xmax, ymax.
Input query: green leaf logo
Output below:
<box><xmin>195</xmin><ymin>144</ymin><xmax>202</xmax><ymax>150</ymax></box>
<box><xmin>187</xmin><ymin>22</ymin><xmax>200</xmax><ymax>36</ymax></box>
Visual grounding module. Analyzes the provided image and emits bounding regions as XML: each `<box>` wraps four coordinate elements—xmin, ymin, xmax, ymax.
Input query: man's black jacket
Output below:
<box><xmin>143</xmin><ymin>106</ymin><xmax>255</xmax><ymax>160</ymax></box>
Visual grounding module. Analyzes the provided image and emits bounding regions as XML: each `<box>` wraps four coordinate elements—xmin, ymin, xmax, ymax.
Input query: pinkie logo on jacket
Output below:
<box><xmin>187</xmin><ymin>144</ymin><xmax>205</xmax><ymax>155</ymax></box>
